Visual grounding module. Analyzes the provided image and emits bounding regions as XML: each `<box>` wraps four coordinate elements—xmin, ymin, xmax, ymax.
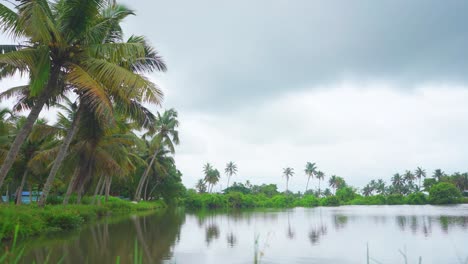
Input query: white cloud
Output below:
<box><xmin>176</xmin><ymin>81</ymin><xmax>468</xmax><ymax>192</ymax></box>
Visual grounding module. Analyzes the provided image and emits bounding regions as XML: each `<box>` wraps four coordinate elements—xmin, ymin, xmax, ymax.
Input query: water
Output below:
<box><xmin>16</xmin><ymin>205</ymin><xmax>468</xmax><ymax>264</ymax></box>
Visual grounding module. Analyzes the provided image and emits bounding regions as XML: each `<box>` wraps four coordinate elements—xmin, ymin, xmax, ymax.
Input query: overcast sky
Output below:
<box><xmin>1</xmin><ymin>0</ymin><xmax>468</xmax><ymax>192</ymax></box>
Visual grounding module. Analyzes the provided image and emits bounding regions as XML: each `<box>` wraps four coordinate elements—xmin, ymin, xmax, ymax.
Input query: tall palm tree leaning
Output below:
<box><xmin>37</xmin><ymin>4</ymin><xmax>165</xmax><ymax>206</ymax></box>
<box><xmin>283</xmin><ymin>167</ymin><xmax>294</xmax><ymax>192</ymax></box>
<box><xmin>414</xmin><ymin>167</ymin><xmax>426</xmax><ymax>191</ymax></box>
<box><xmin>225</xmin><ymin>161</ymin><xmax>237</xmax><ymax>188</ymax></box>
<box><xmin>0</xmin><ymin>0</ymin><xmax>162</xmax><ymax>195</ymax></box>
<box><xmin>304</xmin><ymin>162</ymin><xmax>316</xmax><ymax>193</ymax></box>
<box><xmin>134</xmin><ymin>109</ymin><xmax>179</xmax><ymax>201</ymax></box>
<box><xmin>316</xmin><ymin>171</ymin><xmax>325</xmax><ymax>196</ymax></box>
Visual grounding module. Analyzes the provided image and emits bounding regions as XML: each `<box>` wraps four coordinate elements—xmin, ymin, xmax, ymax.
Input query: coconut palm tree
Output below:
<box><xmin>403</xmin><ymin>170</ymin><xmax>415</xmax><ymax>184</ymax></box>
<box><xmin>304</xmin><ymin>162</ymin><xmax>316</xmax><ymax>193</ymax></box>
<box><xmin>376</xmin><ymin>179</ymin><xmax>386</xmax><ymax>195</ymax></box>
<box><xmin>0</xmin><ymin>0</ymin><xmax>162</xmax><ymax>194</ymax></box>
<box><xmin>362</xmin><ymin>185</ymin><xmax>373</xmax><ymax>197</ymax></box>
<box><xmin>433</xmin><ymin>169</ymin><xmax>445</xmax><ymax>182</ymax></box>
<box><xmin>316</xmin><ymin>170</ymin><xmax>325</xmax><ymax>196</ymax></box>
<box><xmin>134</xmin><ymin>109</ymin><xmax>179</xmax><ymax>201</ymax></box>
<box><xmin>196</xmin><ymin>179</ymin><xmax>207</xmax><ymax>193</ymax></box>
<box><xmin>283</xmin><ymin>167</ymin><xmax>294</xmax><ymax>192</ymax></box>
<box><xmin>204</xmin><ymin>166</ymin><xmax>220</xmax><ymax>193</ymax></box>
<box><xmin>414</xmin><ymin>167</ymin><xmax>426</xmax><ymax>191</ymax></box>
<box><xmin>391</xmin><ymin>173</ymin><xmax>404</xmax><ymax>194</ymax></box>
<box><xmin>225</xmin><ymin>161</ymin><xmax>237</xmax><ymax>188</ymax></box>
<box><xmin>329</xmin><ymin>175</ymin><xmax>339</xmax><ymax>194</ymax></box>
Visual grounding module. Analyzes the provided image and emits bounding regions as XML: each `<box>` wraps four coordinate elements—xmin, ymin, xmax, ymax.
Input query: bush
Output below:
<box><xmin>320</xmin><ymin>196</ymin><xmax>340</xmax><ymax>206</ymax></box>
<box><xmin>405</xmin><ymin>192</ymin><xmax>428</xmax><ymax>205</ymax></box>
<box><xmin>336</xmin><ymin>187</ymin><xmax>357</xmax><ymax>202</ymax></box>
<box><xmin>386</xmin><ymin>194</ymin><xmax>405</xmax><ymax>205</ymax></box>
<box><xmin>295</xmin><ymin>195</ymin><xmax>319</xmax><ymax>207</ymax></box>
<box><xmin>429</xmin><ymin>182</ymin><xmax>462</xmax><ymax>204</ymax></box>
<box><xmin>348</xmin><ymin>195</ymin><xmax>386</xmax><ymax>205</ymax></box>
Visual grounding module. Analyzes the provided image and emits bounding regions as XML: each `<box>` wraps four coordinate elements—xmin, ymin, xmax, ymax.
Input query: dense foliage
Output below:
<box><xmin>0</xmin><ymin>0</ymin><xmax>184</xmax><ymax>206</ymax></box>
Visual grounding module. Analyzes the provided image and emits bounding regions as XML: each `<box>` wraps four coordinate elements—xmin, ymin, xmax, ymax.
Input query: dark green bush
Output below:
<box><xmin>405</xmin><ymin>192</ymin><xmax>428</xmax><ymax>205</ymax></box>
<box><xmin>429</xmin><ymin>182</ymin><xmax>462</xmax><ymax>204</ymax></box>
<box><xmin>320</xmin><ymin>196</ymin><xmax>340</xmax><ymax>206</ymax></box>
<box><xmin>336</xmin><ymin>187</ymin><xmax>357</xmax><ymax>202</ymax></box>
<box><xmin>386</xmin><ymin>194</ymin><xmax>405</xmax><ymax>205</ymax></box>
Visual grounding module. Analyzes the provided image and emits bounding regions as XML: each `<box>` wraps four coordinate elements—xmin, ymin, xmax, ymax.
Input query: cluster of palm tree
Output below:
<box><xmin>0</xmin><ymin>0</ymin><xmax>181</xmax><ymax>205</ymax></box>
<box><xmin>361</xmin><ymin>167</ymin><xmax>426</xmax><ymax>196</ymax></box>
<box><xmin>196</xmin><ymin>161</ymin><xmax>238</xmax><ymax>193</ymax></box>
<box><xmin>282</xmin><ymin>162</ymin><xmax>345</xmax><ymax>195</ymax></box>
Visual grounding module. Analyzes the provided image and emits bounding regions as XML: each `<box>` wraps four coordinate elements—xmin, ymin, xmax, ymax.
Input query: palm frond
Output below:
<box><xmin>65</xmin><ymin>62</ymin><xmax>112</xmax><ymax>117</ymax></box>
<box><xmin>0</xmin><ymin>3</ymin><xmax>24</xmax><ymax>38</ymax></box>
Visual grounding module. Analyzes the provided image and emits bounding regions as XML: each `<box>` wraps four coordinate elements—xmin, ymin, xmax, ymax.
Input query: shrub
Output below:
<box><xmin>226</xmin><ymin>192</ymin><xmax>244</xmax><ymax>208</ymax></box>
<box><xmin>348</xmin><ymin>195</ymin><xmax>386</xmax><ymax>205</ymax></box>
<box><xmin>405</xmin><ymin>192</ymin><xmax>428</xmax><ymax>205</ymax></box>
<box><xmin>336</xmin><ymin>187</ymin><xmax>357</xmax><ymax>202</ymax></box>
<box><xmin>320</xmin><ymin>196</ymin><xmax>340</xmax><ymax>206</ymax></box>
<box><xmin>386</xmin><ymin>194</ymin><xmax>405</xmax><ymax>205</ymax></box>
<box><xmin>296</xmin><ymin>195</ymin><xmax>319</xmax><ymax>207</ymax></box>
<box><xmin>429</xmin><ymin>182</ymin><xmax>462</xmax><ymax>204</ymax></box>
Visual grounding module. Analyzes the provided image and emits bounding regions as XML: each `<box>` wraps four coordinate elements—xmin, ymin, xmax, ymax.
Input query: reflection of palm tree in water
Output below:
<box><xmin>227</xmin><ymin>232</ymin><xmax>237</xmax><ymax>247</ymax></box>
<box><xmin>286</xmin><ymin>210</ymin><xmax>295</xmax><ymax>239</ymax></box>
<box><xmin>308</xmin><ymin>208</ymin><xmax>328</xmax><ymax>246</ymax></box>
<box><xmin>205</xmin><ymin>215</ymin><xmax>220</xmax><ymax>245</ymax></box>
<box><xmin>226</xmin><ymin>212</ymin><xmax>237</xmax><ymax>248</ymax></box>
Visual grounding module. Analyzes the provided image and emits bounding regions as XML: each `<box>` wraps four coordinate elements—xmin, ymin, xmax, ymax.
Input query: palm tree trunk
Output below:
<box><xmin>0</xmin><ymin>86</ymin><xmax>53</xmax><ymax>195</ymax></box>
<box><xmin>305</xmin><ymin>176</ymin><xmax>310</xmax><ymax>193</ymax></box>
<box><xmin>143</xmin><ymin>175</ymin><xmax>150</xmax><ymax>200</ymax></box>
<box><xmin>63</xmin><ymin>168</ymin><xmax>79</xmax><ymax>205</ymax></box>
<box><xmin>38</xmin><ymin>106</ymin><xmax>83</xmax><ymax>207</ymax></box>
<box><xmin>286</xmin><ymin>178</ymin><xmax>289</xmax><ymax>192</ymax></box>
<box><xmin>105</xmin><ymin>176</ymin><xmax>112</xmax><ymax>202</ymax></box>
<box><xmin>15</xmin><ymin>170</ymin><xmax>28</xmax><ymax>205</ymax></box>
<box><xmin>227</xmin><ymin>176</ymin><xmax>231</xmax><ymax>189</ymax></box>
<box><xmin>134</xmin><ymin>150</ymin><xmax>158</xmax><ymax>201</ymax></box>
<box><xmin>76</xmin><ymin>184</ymin><xmax>84</xmax><ymax>204</ymax></box>
<box><xmin>318</xmin><ymin>179</ymin><xmax>321</xmax><ymax>197</ymax></box>
<box><xmin>91</xmin><ymin>175</ymin><xmax>103</xmax><ymax>205</ymax></box>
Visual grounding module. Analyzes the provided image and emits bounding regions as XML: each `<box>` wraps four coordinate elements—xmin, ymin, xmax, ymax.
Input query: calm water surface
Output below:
<box><xmin>18</xmin><ymin>205</ymin><xmax>468</xmax><ymax>264</ymax></box>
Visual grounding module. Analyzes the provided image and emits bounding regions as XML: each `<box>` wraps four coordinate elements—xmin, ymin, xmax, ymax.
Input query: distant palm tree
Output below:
<box><xmin>316</xmin><ymin>171</ymin><xmax>325</xmax><ymax>196</ymax></box>
<box><xmin>207</xmin><ymin>169</ymin><xmax>221</xmax><ymax>193</ymax></box>
<box><xmin>376</xmin><ymin>179</ymin><xmax>386</xmax><ymax>195</ymax></box>
<box><xmin>329</xmin><ymin>175</ymin><xmax>339</xmax><ymax>194</ymax></box>
<box><xmin>203</xmin><ymin>163</ymin><xmax>220</xmax><ymax>192</ymax></box>
<box><xmin>225</xmin><ymin>161</ymin><xmax>238</xmax><ymax>188</ymax></box>
<box><xmin>391</xmin><ymin>173</ymin><xmax>404</xmax><ymax>194</ymax></box>
<box><xmin>433</xmin><ymin>169</ymin><xmax>445</xmax><ymax>182</ymax></box>
<box><xmin>304</xmin><ymin>162</ymin><xmax>317</xmax><ymax>193</ymax></box>
<box><xmin>283</xmin><ymin>167</ymin><xmax>294</xmax><ymax>192</ymax></box>
<box><xmin>362</xmin><ymin>185</ymin><xmax>372</xmax><ymax>197</ymax></box>
<box><xmin>196</xmin><ymin>179</ymin><xmax>207</xmax><ymax>193</ymax></box>
<box><xmin>414</xmin><ymin>167</ymin><xmax>426</xmax><ymax>190</ymax></box>
<box><xmin>404</xmin><ymin>170</ymin><xmax>416</xmax><ymax>184</ymax></box>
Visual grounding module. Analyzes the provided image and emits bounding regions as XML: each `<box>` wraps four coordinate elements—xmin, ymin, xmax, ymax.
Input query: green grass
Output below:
<box><xmin>0</xmin><ymin>197</ymin><xmax>166</xmax><ymax>241</ymax></box>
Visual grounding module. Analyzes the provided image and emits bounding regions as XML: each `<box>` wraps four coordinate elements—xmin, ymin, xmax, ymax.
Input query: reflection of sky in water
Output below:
<box><xmin>16</xmin><ymin>205</ymin><xmax>468</xmax><ymax>264</ymax></box>
<box><xmin>172</xmin><ymin>205</ymin><xmax>468</xmax><ymax>264</ymax></box>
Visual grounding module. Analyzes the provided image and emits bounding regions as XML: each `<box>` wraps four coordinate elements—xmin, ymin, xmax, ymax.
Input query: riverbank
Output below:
<box><xmin>184</xmin><ymin>190</ymin><xmax>468</xmax><ymax>210</ymax></box>
<box><xmin>0</xmin><ymin>197</ymin><xmax>166</xmax><ymax>241</ymax></box>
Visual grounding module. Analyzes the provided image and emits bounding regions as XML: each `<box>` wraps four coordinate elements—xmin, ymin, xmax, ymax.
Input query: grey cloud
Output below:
<box><xmin>121</xmin><ymin>0</ymin><xmax>468</xmax><ymax>111</ymax></box>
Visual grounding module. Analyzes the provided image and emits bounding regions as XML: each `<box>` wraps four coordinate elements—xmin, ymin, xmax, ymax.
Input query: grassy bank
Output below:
<box><xmin>0</xmin><ymin>197</ymin><xmax>166</xmax><ymax>241</ymax></box>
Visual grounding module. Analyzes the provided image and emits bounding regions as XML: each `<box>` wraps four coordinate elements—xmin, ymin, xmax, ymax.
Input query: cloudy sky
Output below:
<box><xmin>1</xmin><ymin>0</ymin><xmax>468</xmax><ymax>192</ymax></box>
